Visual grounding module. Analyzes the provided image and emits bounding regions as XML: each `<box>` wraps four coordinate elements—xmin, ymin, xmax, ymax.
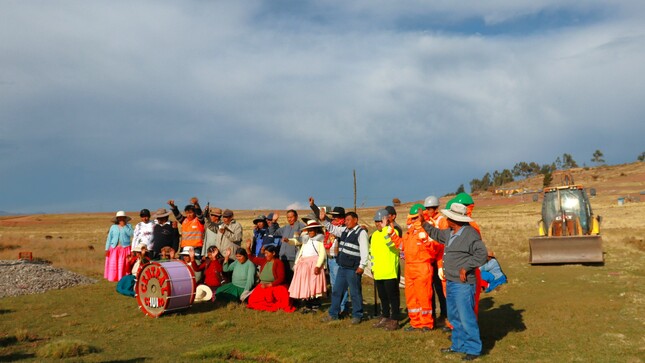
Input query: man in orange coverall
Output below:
<box><xmin>423</xmin><ymin>195</ymin><xmax>449</xmax><ymax>327</ymax></box>
<box><xmin>389</xmin><ymin>203</ymin><xmax>439</xmax><ymax>331</ymax></box>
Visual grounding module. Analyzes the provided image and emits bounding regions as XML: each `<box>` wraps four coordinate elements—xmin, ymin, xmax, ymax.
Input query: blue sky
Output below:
<box><xmin>1</xmin><ymin>1</ymin><xmax>644</xmax><ymax>214</ymax></box>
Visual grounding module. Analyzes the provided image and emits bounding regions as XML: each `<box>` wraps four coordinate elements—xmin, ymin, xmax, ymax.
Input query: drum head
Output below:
<box><xmin>135</xmin><ymin>261</ymin><xmax>196</xmax><ymax>318</ymax></box>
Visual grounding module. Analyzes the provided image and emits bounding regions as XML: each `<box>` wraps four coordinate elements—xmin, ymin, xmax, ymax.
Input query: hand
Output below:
<box><xmin>224</xmin><ymin>248</ymin><xmax>232</xmax><ymax>258</ymax></box>
<box><xmin>167</xmin><ymin>199</ymin><xmax>175</xmax><ymax>207</ymax></box>
<box><xmin>356</xmin><ymin>267</ymin><xmax>364</xmax><ymax>275</ymax></box>
<box><xmin>319</xmin><ymin>208</ymin><xmax>326</xmax><ymax>221</ymax></box>
<box><xmin>309</xmin><ymin>197</ymin><xmax>314</xmax><ymax>206</ymax></box>
<box><xmin>190</xmin><ymin>197</ymin><xmax>199</xmax><ymax>205</ymax></box>
<box><xmin>282</xmin><ymin>237</ymin><xmax>289</xmax><ymax>243</ymax></box>
<box><xmin>188</xmin><ymin>247</ymin><xmax>195</xmax><ymax>261</ymax></box>
<box><xmin>418</xmin><ymin>232</ymin><xmax>428</xmax><ymax>240</ymax></box>
<box><xmin>272</xmin><ymin>211</ymin><xmax>279</xmax><ymax>222</ymax></box>
<box><xmin>245</xmin><ymin>239</ymin><xmax>252</xmax><ymax>250</ymax></box>
<box><xmin>314</xmin><ymin>266</ymin><xmax>321</xmax><ymax>275</ymax></box>
<box><xmin>171</xmin><ymin>221</ymin><xmax>178</xmax><ymax>228</ymax></box>
<box><xmin>438</xmin><ymin>267</ymin><xmax>445</xmax><ymax>281</ymax></box>
<box><xmin>459</xmin><ymin>268</ymin><xmax>467</xmax><ymax>282</ymax></box>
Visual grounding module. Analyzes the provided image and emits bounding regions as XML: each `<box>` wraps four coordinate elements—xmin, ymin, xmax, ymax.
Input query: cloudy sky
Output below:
<box><xmin>1</xmin><ymin>1</ymin><xmax>644</xmax><ymax>214</ymax></box>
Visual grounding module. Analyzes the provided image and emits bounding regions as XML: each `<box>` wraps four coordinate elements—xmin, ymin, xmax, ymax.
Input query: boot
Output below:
<box><xmin>372</xmin><ymin>317</ymin><xmax>388</xmax><ymax>328</ymax></box>
<box><xmin>383</xmin><ymin>318</ymin><xmax>399</xmax><ymax>331</ymax></box>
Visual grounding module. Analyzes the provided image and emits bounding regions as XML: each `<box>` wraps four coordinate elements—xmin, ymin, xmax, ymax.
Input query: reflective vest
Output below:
<box><xmin>370</xmin><ymin>228</ymin><xmax>399</xmax><ymax>280</ymax></box>
<box><xmin>337</xmin><ymin>226</ymin><xmax>364</xmax><ymax>269</ymax></box>
<box><xmin>180</xmin><ymin>218</ymin><xmax>205</xmax><ymax>248</ymax></box>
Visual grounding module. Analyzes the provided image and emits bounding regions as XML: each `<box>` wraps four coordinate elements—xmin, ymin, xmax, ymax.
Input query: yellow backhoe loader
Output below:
<box><xmin>529</xmin><ymin>173</ymin><xmax>603</xmax><ymax>264</ymax></box>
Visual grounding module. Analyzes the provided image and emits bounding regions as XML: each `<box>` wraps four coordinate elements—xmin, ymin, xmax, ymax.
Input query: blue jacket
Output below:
<box><xmin>105</xmin><ymin>224</ymin><xmax>133</xmax><ymax>250</ymax></box>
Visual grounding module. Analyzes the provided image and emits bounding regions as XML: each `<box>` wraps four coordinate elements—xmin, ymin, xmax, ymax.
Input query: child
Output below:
<box><xmin>190</xmin><ymin>246</ymin><xmax>225</xmax><ymax>297</ymax></box>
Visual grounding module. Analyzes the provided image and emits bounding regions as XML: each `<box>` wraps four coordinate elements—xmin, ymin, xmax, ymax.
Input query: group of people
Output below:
<box><xmin>104</xmin><ymin>194</ymin><xmax>507</xmax><ymax>361</ymax></box>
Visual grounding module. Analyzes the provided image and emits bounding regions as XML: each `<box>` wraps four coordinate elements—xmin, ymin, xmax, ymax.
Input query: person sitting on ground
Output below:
<box><xmin>105</xmin><ymin>211</ymin><xmax>133</xmax><ymax>282</ymax></box>
<box><xmin>289</xmin><ymin>220</ymin><xmax>327</xmax><ymax>314</ymax></box>
<box><xmin>245</xmin><ymin>243</ymin><xmax>295</xmax><ymax>312</ymax></box>
<box><xmin>151</xmin><ymin>208</ymin><xmax>180</xmax><ymax>259</ymax></box>
<box><xmin>215</xmin><ymin>248</ymin><xmax>256</xmax><ymax>302</ymax></box>
<box><xmin>190</xmin><ymin>246</ymin><xmax>225</xmax><ymax>296</ymax></box>
<box><xmin>479</xmin><ymin>250</ymin><xmax>507</xmax><ymax>293</ymax></box>
<box><xmin>169</xmin><ymin>197</ymin><xmax>205</xmax><ymax>258</ymax></box>
<box><xmin>133</xmin><ymin>209</ymin><xmax>155</xmax><ymax>252</ymax></box>
<box><xmin>158</xmin><ymin>246</ymin><xmax>175</xmax><ymax>261</ymax></box>
<box><xmin>116</xmin><ymin>243</ymin><xmax>149</xmax><ymax>297</ymax></box>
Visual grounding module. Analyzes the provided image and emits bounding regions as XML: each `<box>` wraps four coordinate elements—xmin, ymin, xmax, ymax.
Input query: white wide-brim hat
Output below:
<box><xmin>441</xmin><ymin>203</ymin><xmax>474</xmax><ymax>223</ymax></box>
<box><xmin>112</xmin><ymin>210</ymin><xmax>132</xmax><ymax>223</ymax></box>
<box><xmin>194</xmin><ymin>284</ymin><xmax>213</xmax><ymax>302</ymax></box>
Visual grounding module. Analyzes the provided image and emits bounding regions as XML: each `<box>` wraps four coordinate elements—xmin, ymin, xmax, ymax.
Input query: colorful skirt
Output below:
<box><xmin>104</xmin><ymin>245</ymin><xmax>131</xmax><ymax>282</ymax></box>
<box><xmin>289</xmin><ymin>256</ymin><xmax>327</xmax><ymax>299</ymax></box>
<box><xmin>215</xmin><ymin>283</ymin><xmax>245</xmax><ymax>302</ymax></box>
<box><xmin>247</xmin><ymin>285</ymin><xmax>295</xmax><ymax>312</ymax></box>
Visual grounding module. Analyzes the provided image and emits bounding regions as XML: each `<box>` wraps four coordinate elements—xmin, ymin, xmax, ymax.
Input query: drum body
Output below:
<box><xmin>135</xmin><ymin>261</ymin><xmax>196</xmax><ymax>317</ymax></box>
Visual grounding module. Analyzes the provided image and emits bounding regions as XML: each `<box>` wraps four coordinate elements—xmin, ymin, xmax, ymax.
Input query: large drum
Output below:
<box><xmin>135</xmin><ymin>261</ymin><xmax>196</xmax><ymax>318</ymax></box>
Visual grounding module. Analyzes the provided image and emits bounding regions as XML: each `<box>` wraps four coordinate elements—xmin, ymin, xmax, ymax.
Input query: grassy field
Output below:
<box><xmin>1</xmin><ymin>188</ymin><xmax>644</xmax><ymax>361</ymax></box>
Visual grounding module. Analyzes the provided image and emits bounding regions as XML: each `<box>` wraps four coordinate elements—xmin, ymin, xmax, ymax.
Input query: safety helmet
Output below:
<box><xmin>454</xmin><ymin>192</ymin><xmax>474</xmax><ymax>206</ymax></box>
<box><xmin>373</xmin><ymin>209</ymin><xmax>389</xmax><ymax>222</ymax></box>
<box><xmin>409</xmin><ymin>203</ymin><xmax>425</xmax><ymax>217</ymax></box>
<box><xmin>423</xmin><ymin>196</ymin><xmax>440</xmax><ymax>208</ymax></box>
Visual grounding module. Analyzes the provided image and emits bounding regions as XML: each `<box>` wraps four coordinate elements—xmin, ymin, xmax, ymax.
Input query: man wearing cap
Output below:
<box><xmin>423</xmin><ymin>196</ymin><xmax>449</xmax><ymax>326</ymax></box>
<box><xmin>151</xmin><ymin>208</ymin><xmax>179</xmax><ymax>259</ymax></box>
<box><xmin>309</xmin><ymin>198</ymin><xmax>350</xmax><ymax>317</ymax></box>
<box><xmin>423</xmin><ymin>203</ymin><xmax>488</xmax><ymax>361</ymax></box>
<box><xmin>216</xmin><ymin>209</ymin><xmax>243</xmax><ymax>257</ymax></box>
<box><xmin>202</xmin><ymin>206</ymin><xmax>223</xmax><ymax>257</ymax></box>
<box><xmin>133</xmin><ymin>209</ymin><xmax>155</xmax><ymax>251</ymax></box>
<box><xmin>319</xmin><ymin>208</ymin><xmax>369</xmax><ymax>325</ymax></box>
<box><xmin>272</xmin><ymin>209</ymin><xmax>306</xmax><ymax>282</ymax></box>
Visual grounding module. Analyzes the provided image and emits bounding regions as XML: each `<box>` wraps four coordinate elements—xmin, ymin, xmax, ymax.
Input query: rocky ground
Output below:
<box><xmin>0</xmin><ymin>260</ymin><xmax>96</xmax><ymax>298</ymax></box>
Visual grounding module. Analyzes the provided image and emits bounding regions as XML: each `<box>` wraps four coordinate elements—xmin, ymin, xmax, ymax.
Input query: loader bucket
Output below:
<box><xmin>528</xmin><ymin>235</ymin><xmax>603</xmax><ymax>264</ymax></box>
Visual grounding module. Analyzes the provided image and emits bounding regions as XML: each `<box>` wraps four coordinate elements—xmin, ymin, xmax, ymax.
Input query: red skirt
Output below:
<box><xmin>247</xmin><ymin>285</ymin><xmax>295</xmax><ymax>312</ymax></box>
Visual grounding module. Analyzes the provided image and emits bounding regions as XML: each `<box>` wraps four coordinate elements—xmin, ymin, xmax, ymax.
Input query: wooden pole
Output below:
<box><xmin>353</xmin><ymin>169</ymin><xmax>357</xmax><ymax>213</ymax></box>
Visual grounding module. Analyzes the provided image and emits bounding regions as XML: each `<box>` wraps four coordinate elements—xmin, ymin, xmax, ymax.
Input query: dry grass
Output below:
<box><xmin>1</xmin><ymin>164</ymin><xmax>644</xmax><ymax>362</ymax></box>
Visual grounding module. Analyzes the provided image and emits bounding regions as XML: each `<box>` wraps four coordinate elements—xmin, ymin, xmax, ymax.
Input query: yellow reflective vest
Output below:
<box><xmin>369</xmin><ymin>228</ymin><xmax>400</xmax><ymax>280</ymax></box>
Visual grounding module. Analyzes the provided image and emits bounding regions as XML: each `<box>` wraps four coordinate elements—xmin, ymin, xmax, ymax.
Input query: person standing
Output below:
<box><xmin>272</xmin><ymin>209</ymin><xmax>305</xmax><ymax>282</ymax></box>
<box><xmin>132</xmin><ymin>209</ymin><xmax>155</xmax><ymax>251</ymax></box>
<box><xmin>202</xmin><ymin>206</ymin><xmax>223</xmax><ymax>257</ymax></box>
<box><xmin>104</xmin><ymin>211</ymin><xmax>133</xmax><ymax>282</ymax></box>
<box><xmin>370</xmin><ymin>209</ymin><xmax>401</xmax><ymax>331</ymax></box>
<box><xmin>169</xmin><ymin>198</ymin><xmax>205</xmax><ymax>258</ymax></box>
<box><xmin>320</xmin><ymin>208</ymin><xmax>369</xmax><ymax>324</ymax></box>
<box><xmin>423</xmin><ymin>203</ymin><xmax>488</xmax><ymax>361</ymax></box>
<box><xmin>151</xmin><ymin>208</ymin><xmax>179</xmax><ymax>258</ymax></box>
<box><xmin>389</xmin><ymin>204</ymin><xmax>437</xmax><ymax>331</ymax></box>
<box><xmin>423</xmin><ymin>195</ymin><xmax>449</xmax><ymax>326</ymax></box>
<box><xmin>216</xmin><ymin>209</ymin><xmax>243</xmax><ymax>257</ymax></box>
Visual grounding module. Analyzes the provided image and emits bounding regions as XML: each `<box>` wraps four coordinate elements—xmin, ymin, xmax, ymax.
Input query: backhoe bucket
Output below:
<box><xmin>528</xmin><ymin>235</ymin><xmax>603</xmax><ymax>264</ymax></box>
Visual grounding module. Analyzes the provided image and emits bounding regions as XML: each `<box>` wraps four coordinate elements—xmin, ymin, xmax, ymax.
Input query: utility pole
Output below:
<box><xmin>353</xmin><ymin>169</ymin><xmax>357</xmax><ymax>213</ymax></box>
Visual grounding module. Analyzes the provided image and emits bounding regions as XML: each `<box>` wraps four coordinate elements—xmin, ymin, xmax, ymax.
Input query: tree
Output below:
<box><xmin>638</xmin><ymin>152</ymin><xmax>645</xmax><ymax>162</ymax></box>
<box><xmin>456</xmin><ymin>184</ymin><xmax>465</xmax><ymax>194</ymax></box>
<box><xmin>591</xmin><ymin>150</ymin><xmax>605</xmax><ymax>165</ymax></box>
<box><xmin>555</xmin><ymin>156</ymin><xmax>562</xmax><ymax>170</ymax></box>
<box><xmin>562</xmin><ymin>153</ymin><xmax>578</xmax><ymax>169</ymax></box>
<box><xmin>543</xmin><ymin>171</ymin><xmax>553</xmax><ymax>187</ymax></box>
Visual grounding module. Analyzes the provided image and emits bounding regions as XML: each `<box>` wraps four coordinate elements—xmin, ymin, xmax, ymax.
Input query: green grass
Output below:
<box><xmin>1</xmin><ymin>198</ymin><xmax>644</xmax><ymax>362</ymax></box>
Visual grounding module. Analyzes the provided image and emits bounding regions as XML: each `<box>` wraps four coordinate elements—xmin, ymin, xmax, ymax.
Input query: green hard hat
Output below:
<box><xmin>454</xmin><ymin>192</ymin><xmax>474</xmax><ymax>206</ymax></box>
<box><xmin>409</xmin><ymin>203</ymin><xmax>425</xmax><ymax>216</ymax></box>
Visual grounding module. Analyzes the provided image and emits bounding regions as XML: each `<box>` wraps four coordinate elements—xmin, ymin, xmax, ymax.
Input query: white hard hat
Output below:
<box><xmin>424</xmin><ymin>195</ymin><xmax>440</xmax><ymax>208</ymax></box>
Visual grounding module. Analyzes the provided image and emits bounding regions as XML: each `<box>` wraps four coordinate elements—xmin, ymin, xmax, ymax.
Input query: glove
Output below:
<box><xmin>387</xmin><ymin>226</ymin><xmax>394</xmax><ymax>235</ymax></box>
<box><xmin>438</xmin><ymin>267</ymin><xmax>445</xmax><ymax>281</ymax></box>
<box><xmin>418</xmin><ymin>232</ymin><xmax>427</xmax><ymax>240</ymax></box>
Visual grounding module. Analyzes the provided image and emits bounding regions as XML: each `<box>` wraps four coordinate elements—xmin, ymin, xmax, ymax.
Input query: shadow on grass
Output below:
<box><xmin>0</xmin><ymin>352</ymin><xmax>35</xmax><ymax>361</ymax></box>
<box><xmin>101</xmin><ymin>358</ymin><xmax>148</xmax><ymax>363</ymax></box>
<box><xmin>0</xmin><ymin>309</ymin><xmax>14</xmax><ymax>315</ymax></box>
<box><xmin>479</xmin><ymin>297</ymin><xmax>526</xmax><ymax>354</ymax></box>
<box><xmin>0</xmin><ymin>336</ymin><xmax>18</xmax><ymax>347</ymax></box>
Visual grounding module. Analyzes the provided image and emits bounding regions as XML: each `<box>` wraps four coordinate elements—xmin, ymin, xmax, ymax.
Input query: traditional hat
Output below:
<box><xmin>132</xmin><ymin>243</ymin><xmax>147</xmax><ymax>252</ymax></box>
<box><xmin>178</xmin><ymin>246</ymin><xmax>192</xmax><ymax>256</ymax></box>
<box><xmin>302</xmin><ymin>220</ymin><xmax>323</xmax><ymax>230</ymax></box>
<box><xmin>152</xmin><ymin>208</ymin><xmax>171</xmax><ymax>219</ymax></box>
<box><xmin>253</xmin><ymin>215</ymin><xmax>267</xmax><ymax>225</ymax></box>
<box><xmin>266</xmin><ymin>212</ymin><xmax>274</xmax><ymax>220</ymax></box>
<box><xmin>208</xmin><ymin>207</ymin><xmax>223</xmax><ymax>217</ymax></box>
<box><xmin>112</xmin><ymin>211</ymin><xmax>132</xmax><ymax>223</ymax></box>
<box><xmin>328</xmin><ymin>206</ymin><xmax>345</xmax><ymax>216</ymax></box>
<box><xmin>301</xmin><ymin>212</ymin><xmax>318</xmax><ymax>224</ymax></box>
<box><xmin>441</xmin><ymin>203</ymin><xmax>474</xmax><ymax>223</ymax></box>
<box><xmin>194</xmin><ymin>284</ymin><xmax>213</xmax><ymax>302</ymax></box>
<box><xmin>222</xmin><ymin>209</ymin><xmax>234</xmax><ymax>218</ymax></box>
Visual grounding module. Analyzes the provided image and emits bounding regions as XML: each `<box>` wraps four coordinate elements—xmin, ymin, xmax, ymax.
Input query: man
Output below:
<box><xmin>320</xmin><ymin>208</ymin><xmax>369</xmax><ymax>324</ymax></box>
<box><xmin>151</xmin><ymin>208</ymin><xmax>179</xmax><ymax>258</ymax></box>
<box><xmin>309</xmin><ymin>198</ymin><xmax>350</xmax><ymax>317</ymax></box>
<box><xmin>370</xmin><ymin>209</ymin><xmax>400</xmax><ymax>330</ymax></box>
<box><xmin>389</xmin><ymin>204</ymin><xmax>437</xmax><ymax>331</ymax></box>
<box><xmin>169</xmin><ymin>197</ymin><xmax>205</xmax><ymax>258</ymax></box>
<box><xmin>423</xmin><ymin>203</ymin><xmax>488</xmax><ymax>361</ymax></box>
<box><xmin>424</xmin><ymin>195</ymin><xmax>449</xmax><ymax>326</ymax></box>
<box><xmin>385</xmin><ymin>206</ymin><xmax>402</xmax><ymax>235</ymax></box>
<box><xmin>202</xmin><ymin>206</ymin><xmax>223</xmax><ymax>257</ymax></box>
<box><xmin>273</xmin><ymin>209</ymin><xmax>305</xmax><ymax>282</ymax></box>
<box><xmin>216</xmin><ymin>209</ymin><xmax>243</xmax><ymax>256</ymax></box>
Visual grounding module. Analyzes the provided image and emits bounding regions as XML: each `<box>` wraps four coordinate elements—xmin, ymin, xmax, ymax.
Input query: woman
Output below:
<box><xmin>191</xmin><ymin>246</ymin><xmax>225</xmax><ymax>295</ymax></box>
<box><xmin>116</xmin><ymin>243</ymin><xmax>150</xmax><ymax>297</ymax></box>
<box><xmin>105</xmin><ymin>211</ymin><xmax>133</xmax><ymax>282</ymax></box>
<box><xmin>245</xmin><ymin>244</ymin><xmax>295</xmax><ymax>312</ymax></box>
<box><xmin>215</xmin><ymin>248</ymin><xmax>256</xmax><ymax>302</ymax></box>
<box><xmin>288</xmin><ymin>220</ymin><xmax>327</xmax><ymax>313</ymax></box>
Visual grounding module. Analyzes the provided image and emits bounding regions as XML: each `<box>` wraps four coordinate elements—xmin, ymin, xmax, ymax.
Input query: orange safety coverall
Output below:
<box><xmin>425</xmin><ymin>211</ymin><xmax>451</xmax><ymax>327</ymax></box>
<box><xmin>391</xmin><ymin>220</ymin><xmax>438</xmax><ymax>329</ymax></box>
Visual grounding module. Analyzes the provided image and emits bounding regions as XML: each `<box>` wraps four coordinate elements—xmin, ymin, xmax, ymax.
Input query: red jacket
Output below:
<box><xmin>249</xmin><ymin>256</ymin><xmax>286</xmax><ymax>286</ymax></box>
<box><xmin>192</xmin><ymin>258</ymin><xmax>224</xmax><ymax>288</ymax></box>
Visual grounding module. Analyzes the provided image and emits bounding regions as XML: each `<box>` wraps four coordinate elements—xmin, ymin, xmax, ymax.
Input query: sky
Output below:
<box><xmin>1</xmin><ymin>1</ymin><xmax>644</xmax><ymax>214</ymax></box>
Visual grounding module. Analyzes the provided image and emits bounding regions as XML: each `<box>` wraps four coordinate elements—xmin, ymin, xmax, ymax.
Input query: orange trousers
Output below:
<box><xmin>405</xmin><ymin>262</ymin><xmax>434</xmax><ymax>329</ymax></box>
